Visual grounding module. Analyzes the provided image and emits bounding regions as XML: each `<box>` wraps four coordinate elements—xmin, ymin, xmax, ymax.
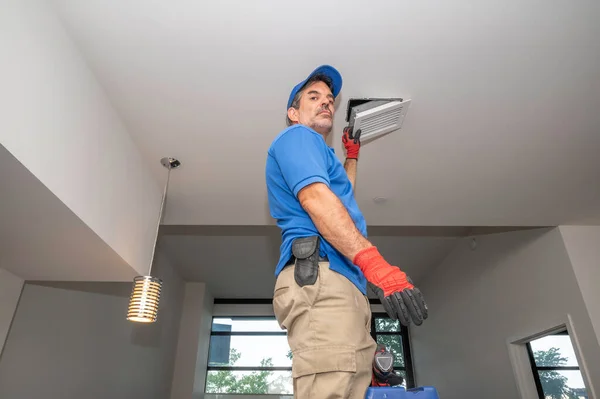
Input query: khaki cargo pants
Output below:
<box><xmin>273</xmin><ymin>261</ymin><xmax>377</xmax><ymax>399</ymax></box>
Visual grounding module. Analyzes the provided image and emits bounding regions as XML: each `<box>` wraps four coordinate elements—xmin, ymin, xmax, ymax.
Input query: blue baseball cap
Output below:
<box><xmin>287</xmin><ymin>65</ymin><xmax>343</xmax><ymax>109</ymax></box>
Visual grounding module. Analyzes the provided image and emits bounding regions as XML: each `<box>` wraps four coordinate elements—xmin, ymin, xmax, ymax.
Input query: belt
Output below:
<box><xmin>285</xmin><ymin>255</ymin><xmax>328</xmax><ymax>266</ymax></box>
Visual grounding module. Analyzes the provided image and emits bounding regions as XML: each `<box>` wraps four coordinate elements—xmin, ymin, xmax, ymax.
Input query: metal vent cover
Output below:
<box><xmin>347</xmin><ymin>98</ymin><xmax>412</xmax><ymax>142</ymax></box>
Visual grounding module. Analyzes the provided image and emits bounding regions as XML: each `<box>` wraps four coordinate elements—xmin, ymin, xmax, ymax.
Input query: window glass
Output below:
<box><xmin>208</xmin><ymin>335</ymin><xmax>292</xmax><ymax>368</ymax></box>
<box><xmin>537</xmin><ymin>370</ymin><xmax>587</xmax><ymax>396</ymax></box>
<box><xmin>212</xmin><ymin>317</ymin><xmax>284</xmax><ymax>332</ymax></box>
<box><xmin>528</xmin><ymin>330</ymin><xmax>588</xmax><ymax>399</ymax></box>
<box><xmin>206</xmin><ymin>316</ymin><xmax>292</xmax><ymax>395</ymax></box>
<box><xmin>375</xmin><ymin>318</ymin><xmax>400</xmax><ymax>333</ymax></box>
<box><xmin>530</xmin><ymin>334</ymin><xmax>579</xmax><ymax>367</ymax></box>
<box><xmin>206</xmin><ymin>370</ymin><xmax>293</xmax><ymax>395</ymax></box>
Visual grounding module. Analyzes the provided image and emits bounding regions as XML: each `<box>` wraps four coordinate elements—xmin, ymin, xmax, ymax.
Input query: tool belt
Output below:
<box><xmin>285</xmin><ymin>236</ymin><xmax>327</xmax><ymax>287</ymax></box>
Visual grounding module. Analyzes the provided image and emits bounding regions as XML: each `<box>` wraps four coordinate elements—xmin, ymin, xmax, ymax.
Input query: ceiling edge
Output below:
<box><xmin>159</xmin><ymin>225</ymin><xmax>551</xmax><ymax>237</ymax></box>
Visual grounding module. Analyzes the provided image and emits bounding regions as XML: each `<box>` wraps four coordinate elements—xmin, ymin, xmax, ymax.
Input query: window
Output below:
<box><xmin>371</xmin><ymin>313</ymin><xmax>415</xmax><ymax>388</ymax></box>
<box><xmin>204</xmin><ymin>310</ymin><xmax>415</xmax><ymax>395</ymax></box>
<box><xmin>205</xmin><ymin>316</ymin><xmax>293</xmax><ymax>395</ymax></box>
<box><xmin>526</xmin><ymin>330</ymin><xmax>588</xmax><ymax>399</ymax></box>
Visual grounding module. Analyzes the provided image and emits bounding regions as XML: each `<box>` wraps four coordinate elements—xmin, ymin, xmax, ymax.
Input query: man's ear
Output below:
<box><xmin>287</xmin><ymin>107</ymin><xmax>299</xmax><ymax>124</ymax></box>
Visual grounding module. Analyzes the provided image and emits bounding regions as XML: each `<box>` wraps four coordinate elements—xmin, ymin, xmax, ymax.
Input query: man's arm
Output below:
<box><xmin>344</xmin><ymin>158</ymin><xmax>358</xmax><ymax>189</ymax></box>
<box><xmin>298</xmin><ymin>181</ymin><xmax>429</xmax><ymax>327</ymax></box>
<box><xmin>282</xmin><ymin>128</ymin><xmax>427</xmax><ymax>327</ymax></box>
<box><xmin>342</xmin><ymin>127</ymin><xmax>360</xmax><ymax>190</ymax></box>
<box><xmin>298</xmin><ymin>182</ymin><xmax>372</xmax><ymax>260</ymax></box>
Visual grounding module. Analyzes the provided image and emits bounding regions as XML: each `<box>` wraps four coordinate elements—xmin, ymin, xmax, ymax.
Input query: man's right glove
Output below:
<box><xmin>342</xmin><ymin>126</ymin><xmax>361</xmax><ymax>159</ymax></box>
<box><xmin>353</xmin><ymin>246</ymin><xmax>428</xmax><ymax>326</ymax></box>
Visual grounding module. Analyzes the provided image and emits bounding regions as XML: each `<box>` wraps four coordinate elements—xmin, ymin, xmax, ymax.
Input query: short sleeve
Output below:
<box><xmin>271</xmin><ymin>127</ymin><xmax>330</xmax><ymax>197</ymax></box>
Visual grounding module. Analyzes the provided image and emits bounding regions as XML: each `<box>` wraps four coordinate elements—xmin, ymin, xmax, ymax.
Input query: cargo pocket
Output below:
<box><xmin>272</xmin><ymin>289</ymin><xmax>289</xmax><ymax>329</ymax></box>
<box><xmin>273</xmin><ymin>267</ymin><xmax>294</xmax><ymax>330</ymax></box>
<box><xmin>292</xmin><ymin>346</ymin><xmax>357</xmax><ymax>378</ymax></box>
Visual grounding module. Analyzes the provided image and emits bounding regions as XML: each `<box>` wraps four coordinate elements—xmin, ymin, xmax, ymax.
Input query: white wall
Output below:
<box><xmin>411</xmin><ymin>228</ymin><xmax>600</xmax><ymax>399</ymax></box>
<box><xmin>560</xmin><ymin>226</ymin><xmax>600</xmax><ymax>347</ymax></box>
<box><xmin>170</xmin><ymin>283</ymin><xmax>214</xmax><ymax>399</ymax></box>
<box><xmin>0</xmin><ymin>248</ymin><xmax>184</xmax><ymax>399</ymax></box>
<box><xmin>0</xmin><ymin>0</ymin><xmax>160</xmax><ymax>277</ymax></box>
<box><xmin>0</xmin><ymin>268</ymin><xmax>24</xmax><ymax>357</ymax></box>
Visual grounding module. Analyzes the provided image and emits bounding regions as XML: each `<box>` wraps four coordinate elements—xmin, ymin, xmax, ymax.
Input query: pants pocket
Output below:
<box><xmin>292</xmin><ymin>346</ymin><xmax>358</xmax><ymax>399</ymax></box>
<box><xmin>273</xmin><ymin>263</ymin><xmax>323</xmax><ymax>331</ymax></box>
<box><xmin>292</xmin><ymin>346</ymin><xmax>357</xmax><ymax>378</ymax></box>
<box><xmin>273</xmin><ymin>267</ymin><xmax>294</xmax><ymax>329</ymax></box>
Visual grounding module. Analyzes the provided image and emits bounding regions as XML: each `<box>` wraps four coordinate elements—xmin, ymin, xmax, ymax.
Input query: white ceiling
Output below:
<box><xmin>49</xmin><ymin>0</ymin><xmax>600</xmax><ymax>227</ymax></box>
<box><xmin>23</xmin><ymin>0</ymin><xmax>598</xmax><ymax>295</ymax></box>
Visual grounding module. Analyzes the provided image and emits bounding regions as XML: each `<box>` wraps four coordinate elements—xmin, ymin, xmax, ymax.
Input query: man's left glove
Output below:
<box><xmin>342</xmin><ymin>126</ymin><xmax>361</xmax><ymax>159</ymax></box>
<box><xmin>353</xmin><ymin>246</ymin><xmax>428</xmax><ymax>326</ymax></box>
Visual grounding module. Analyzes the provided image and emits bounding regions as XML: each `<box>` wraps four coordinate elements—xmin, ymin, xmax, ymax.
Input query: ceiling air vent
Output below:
<box><xmin>345</xmin><ymin>98</ymin><xmax>412</xmax><ymax>143</ymax></box>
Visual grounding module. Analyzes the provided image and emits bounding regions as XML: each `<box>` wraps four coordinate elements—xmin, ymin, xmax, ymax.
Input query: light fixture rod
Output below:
<box><xmin>147</xmin><ymin>157</ymin><xmax>180</xmax><ymax>276</ymax></box>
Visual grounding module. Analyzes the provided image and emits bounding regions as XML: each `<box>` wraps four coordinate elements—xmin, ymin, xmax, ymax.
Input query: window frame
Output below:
<box><xmin>205</xmin><ymin>300</ymin><xmax>416</xmax><ymax>394</ymax></box>
<box><xmin>206</xmin><ymin>315</ymin><xmax>292</xmax><ymax>375</ymax></box>
<box><xmin>525</xmin><ymin>330</ymin><xmax>585</xmax><ymax>399</ymax></box>
<box><xmin>370</xmin><ymin>311</ymin><xmax>416</xmax><ymax>389</ymax></box>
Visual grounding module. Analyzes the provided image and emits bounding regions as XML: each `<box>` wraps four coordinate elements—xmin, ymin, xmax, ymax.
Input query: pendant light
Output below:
<box><xmin>127</xmin><ymin>157</ymin><xmax>181</xmax><ymax>323</ymax></box>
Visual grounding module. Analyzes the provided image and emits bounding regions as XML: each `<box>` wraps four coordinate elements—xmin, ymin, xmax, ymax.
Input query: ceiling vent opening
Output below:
<box><xmin>345</xmin><ymin>98</ymin><xmax>412</xmax><ymax>143</ymax></box>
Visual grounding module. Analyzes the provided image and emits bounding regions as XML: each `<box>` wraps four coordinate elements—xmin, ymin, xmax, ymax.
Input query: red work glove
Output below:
<box><xmin>354</xmin><ymin>247</ymin><xmax>428</xmax><ymax>326</ymax></box>
<box><xmin>342</xmin><ymin>126</ymin><xmax>361</xmax><ymax>159</ymax></box>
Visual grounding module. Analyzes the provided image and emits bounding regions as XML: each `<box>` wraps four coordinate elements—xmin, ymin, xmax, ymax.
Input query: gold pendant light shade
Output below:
<box><xmin>126</xmin><ymin>276</ymin><xmax>163</xmax><ymax>323</ymax></box>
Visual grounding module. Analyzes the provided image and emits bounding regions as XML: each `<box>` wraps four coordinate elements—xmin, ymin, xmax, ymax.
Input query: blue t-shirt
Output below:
<box><xmin>265</xmin><ymin>124</ymin><xmax>368</xmax><ymax>295</ymax></box>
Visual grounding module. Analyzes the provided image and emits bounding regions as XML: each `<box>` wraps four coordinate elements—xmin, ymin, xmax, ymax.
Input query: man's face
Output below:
<box><xmin>288</xmin><ymin>81</ymin><xmax>335</xmax><ymax>136</ymax></box>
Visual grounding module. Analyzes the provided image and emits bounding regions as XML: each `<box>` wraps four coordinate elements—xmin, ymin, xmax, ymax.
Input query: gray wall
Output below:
<box><xmin>411</xmin><ymin>228</ymin><xmax>600</xmax><ymax>399</ymax></box>
<box><xmin>170</xmin><ymin>282</ymin><xmax>214</xmax><ymax>399</ymax></box>
<box><xmin>560</xmin><ymin>226</ymin><xmax>600</xmax><ymax>347</ymax></box>
<box><xmin>0</xmin><ymin>268</ymin><xmax>24</xmax><ymax>356</ymax></box>
<box><xmin>0</xmin><ymin>248</ymin><xmax>185</xmax><ymax>399</ymax></box>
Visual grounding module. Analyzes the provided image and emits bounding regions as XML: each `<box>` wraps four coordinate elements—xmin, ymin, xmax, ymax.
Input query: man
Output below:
<box><xmin>265</xmin><ymin>65</ymin><xmax>428</xmax><ymax>398</ymax></box>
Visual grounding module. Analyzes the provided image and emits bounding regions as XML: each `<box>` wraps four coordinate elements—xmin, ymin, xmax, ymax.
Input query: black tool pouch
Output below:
<box><xmin>292</xmin><ymin>236</ymin><xmax>320</xmax><ymax>287</ymax></box>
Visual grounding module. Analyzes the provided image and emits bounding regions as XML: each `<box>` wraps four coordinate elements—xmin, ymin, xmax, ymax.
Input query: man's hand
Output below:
<box><xmin>342</xmin><ymin>126</ymin><xmax>361</xmax><ymax>160</ymax></box>
<box><xmin>353</xmin><ymin>247</ymin><xmax>428</xmax><ymax>326</ymax></box>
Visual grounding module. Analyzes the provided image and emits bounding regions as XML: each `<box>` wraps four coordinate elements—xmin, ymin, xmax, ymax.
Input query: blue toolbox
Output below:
<box><xmin>365</xmin><ymin>386</ymin><xmax>440</xmax><ymax>399</ymax></box>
